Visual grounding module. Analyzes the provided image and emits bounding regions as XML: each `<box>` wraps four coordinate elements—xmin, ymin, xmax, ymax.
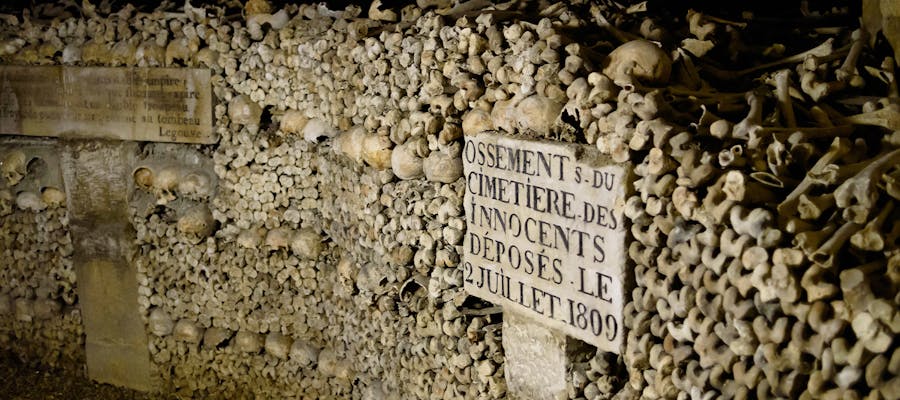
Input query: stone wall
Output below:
<box><xmin>0</xmin><ymin>1</ymin><xmax>898</xmax><ymax>399</ymax></box>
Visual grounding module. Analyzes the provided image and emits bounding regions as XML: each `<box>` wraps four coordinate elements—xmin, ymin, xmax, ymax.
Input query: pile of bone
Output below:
<box><xmin>212</xmin><ymin>95</ymin><xmax>322</xmax><ymax>231</ymax></box>
<box><xmin>210</xmin><ymin>3</ymin><xmax>514</xmax><ymax>398</ymax></box>
<box><xmin>567</xmin><ymin>350</ymin><xmax>625</xmax><ymax>400</ymax></box>
<box><xmin>0</xmin><ymin>295</ymin><xmax>84</xmax><ymax>368</ymax></box>
<box><xmin>0</xmin><ymin>146</ymin><xmax>80</xmax><ymax>369</ymax></box>
<box><xmin>131</xmin><ymin>152</ymin><xmax>500</xmax><ymax>400</ymax></box>
<box><xmin>311</xmin><ymin>151</ymin><xmax>505</xmax><ymax>399</ymax></box>
<box><xmin>131</xmin><ymin>169</ymin><xmax>505</xmax><ymax>397</ymax></box>
<box><xmin>3</xmin><ymin>0</ymin><xmax>592</xmax><ymax>398</ymax></box>
<box><xmin>131</xmin><ymin>145</ymin><xmax>503</xmax><ymax>399</ymax></box>
<box><xmin>138</xmin><ymin>249</ymin><xmax>505</xmax><ymax>398</ymax></box>
<box><xmin>0</xmin><ymin>0</ymin><xmax>541</xmax><ymax>397</ymax></box>
<box><xmin>135</xmin><ymin>242</ymin><xmax>342</xmax><ymax>398</ymax></box>
<box><xmin>11</xmin><ymin>1</ymin><xmax>900</xmax><ymax>399</ymax></box>
<box><xmin>0</xmin><ymin>150</ymin><xmax>67</xmax><ymax>214</ymax></box>
<box><xmin>614</xmin><ymin>4</ymin><xmax>900</xmax><ymax>400</ymax></box>
<box><xmin>0</xmin><ymin>298</ymin><xmax>84</xmax><ymax>369</ymax></box>
<box><xmin>146</xmin><ymin>307</ymin><xmax>334</xmax><ymax>397</ymax></box>
<box><xmin>133</xmin><ymin>232</ymin><xmax>327</xmax><ymax>330</ymax></box>
<box><xmin>0</xmin><ymin>205</ymin><xmax>75</xmax><ymax>304</ymax></box>
<box><xmin>325</xmin><ymin>252</ymin><xmax>505</xmax><ymax>399</ymax></box>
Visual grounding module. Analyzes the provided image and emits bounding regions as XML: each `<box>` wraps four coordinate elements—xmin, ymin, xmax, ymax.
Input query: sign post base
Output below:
<box><xmin>503</xmin><ymin>310</ymin><xmax>569</xmax><ymax>400</ymax></box>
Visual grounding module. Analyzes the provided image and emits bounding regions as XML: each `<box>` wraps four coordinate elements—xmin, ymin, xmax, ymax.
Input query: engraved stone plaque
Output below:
<box><xmin>462</xmin><ymin>132</ymin><xmax>629</xmax><ymax>352</ymax></box>
<box><xmin>0</xmin><ymin>66</ymin><xmax>215</xmax><ymax>144</ymax></box>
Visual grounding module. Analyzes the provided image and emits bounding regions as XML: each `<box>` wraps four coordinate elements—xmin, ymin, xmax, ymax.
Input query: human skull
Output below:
<box><xmin>148</xmin><ymin>308</ymin><xmax>174</xmax><ymax>336</ymax></box>
<box><xmin>228</xmin><ymin>95</ymin><xmax>262</xmax><ymax>127</ymax></box>
<box><xmin>177</xmin><ymin>205</ymin><xmax>216</xmax><ymax>244</ymax></box>
<box><xmin>265</xmin><ymin>227</ymin><xmax>294</xmax><ymax>250</ymax></box>
<box><xmin>1</xmin><ymin>150</ymin><xmax>27</xmax><ymax>186</ymax></box>
<box><xmin>337</xmin><ymin>256</ymin><xmax>357</xmax><ymax>284</ymax></box>
<box><xmin>173</xmin><ymin>319</ymin><xmax>204</xmax><ymax>344</ymax></box>
<box><xmin>177</xmin><ymin>171</ymin><xmax>213</xmax><ymax>200</ymax></box>
<box><xmin>41</xmin><ymin>187</ymin><xmax>66</xmax><ymax>207</ymax></box>
<box><xmin>602</xmin><ymin>39</ymin><xmax>672</xmax><ymax>86</ymax></box>
<box><xmin>154</xmin><ymin>167</ymin><xmax>179</xmax><ymax>205</ymax></box>
<box><xmin>16</xmin><ymin>191</ymin><xmax>45</xmax><ymax>212</ymax></box>
<box><xmin>133</xmin><ymin>166</ymin><xmax>154</xmax><ymax>190</ymax></box>
<box><xmin>291</xmin><ymin>228</ymin><xmax>323</xmax><ymax>259</ymax></box>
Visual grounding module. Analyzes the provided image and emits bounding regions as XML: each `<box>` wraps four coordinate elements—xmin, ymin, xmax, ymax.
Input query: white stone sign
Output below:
<box><xmin>462</xmin><ymin>132</ymin><xmax>629</xmax><ymax>352</ymax></box>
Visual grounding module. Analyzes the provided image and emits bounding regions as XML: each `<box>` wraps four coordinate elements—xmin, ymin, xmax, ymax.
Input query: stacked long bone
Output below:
<box><xmin>611</xmin><ymin>4</ymin><xmax>900</xmax><ymax>400</ymax></box>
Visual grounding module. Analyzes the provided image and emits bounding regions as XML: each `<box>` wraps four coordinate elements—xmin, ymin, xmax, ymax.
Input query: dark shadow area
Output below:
<box><xmin>0</xmin><ymin>351</ymin><xmax>169</xmax><ymax>400</ymax></box>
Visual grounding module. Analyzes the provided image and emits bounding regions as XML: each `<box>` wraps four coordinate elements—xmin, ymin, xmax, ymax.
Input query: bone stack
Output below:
<box><xmin>0</xmin><ymin>1</ymin><xmax>897</xmax><ymax>399</ymax></box>
<box><xmin>36</xmin><ymin>1</ymin><xmax>516</xmax><ymax>397</ymax></box>
<box><xmin>0</xmin><ymin>144</ymin><xmax>82</xmax><ymax>369</ymax></box>
<box><xmin>608</xmin><ymin>4</ymin><xmax>900</xmax><ymax>400</ymax></box>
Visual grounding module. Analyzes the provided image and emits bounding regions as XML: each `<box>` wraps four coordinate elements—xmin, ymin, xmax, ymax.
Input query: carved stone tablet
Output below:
<box><xmin>462</xmin><ymin>132</ymin><xmax>629</xmax><ymax>352</ymax></box>
<box><xmin>0</xmin><ymin>66</ymin><xmax>214</xmax><ymax>144</ymax></box>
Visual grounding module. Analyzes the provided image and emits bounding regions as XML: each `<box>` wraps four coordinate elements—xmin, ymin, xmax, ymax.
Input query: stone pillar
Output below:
<box><xmin>503</xmin><ymin>310</ymin><xmax>568</xmax><ymax>400</ymax></box>
<box><xmin>61</xmin><ymin>140</ymin><xmax>151</xmax><ymax>391</ymax></box>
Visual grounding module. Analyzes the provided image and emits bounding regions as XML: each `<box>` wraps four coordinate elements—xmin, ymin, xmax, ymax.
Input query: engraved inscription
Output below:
<box><xmin>0</xmin><ymin>66</ymin><xmax>214</xmax><ymax>144</ymax></box>
<box><xmin>462</xmin><ymin>132</ymin><xmax>628</xmax><ymax>352</ymax></box>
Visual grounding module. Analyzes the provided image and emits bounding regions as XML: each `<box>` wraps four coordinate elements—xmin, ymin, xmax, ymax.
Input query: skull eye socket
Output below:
<box><xmin>26</xmin><ymin>156</ymin><xmax>46</xmax><ymax>177</ymax></box>
<box><xmin>0</xmin><ymin>189</ymin><xmax>12</xmax><ymax>216</ymax></box>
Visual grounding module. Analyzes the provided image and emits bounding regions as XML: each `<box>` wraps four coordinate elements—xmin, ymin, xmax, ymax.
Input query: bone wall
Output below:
<box><xmin>0</xmin><ymin>140</ymin><xmax>82</xmax><ymax>369</ymax></box>
<box><xmin>0</xmin><ymin>1</ymin><xmax>897</xmax><ymax>400</ymax></box>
